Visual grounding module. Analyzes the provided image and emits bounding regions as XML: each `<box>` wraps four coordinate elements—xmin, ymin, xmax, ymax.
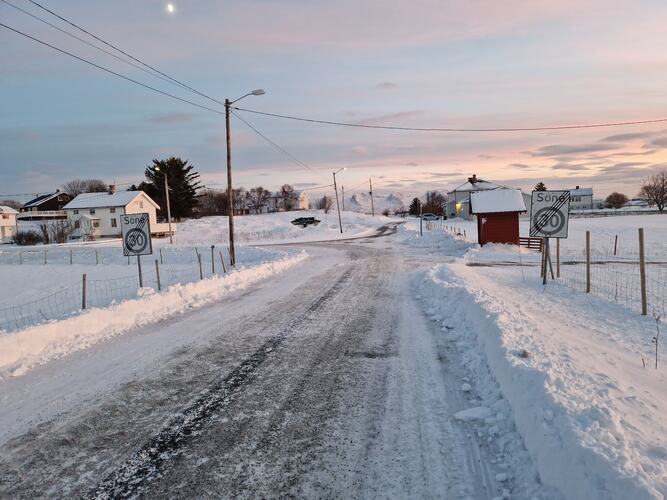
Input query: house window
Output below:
<box><xmin>74</xmin><ymin>220</ymin><xmax>80</xmax><ymax>229</ymax></box>
<box><xmin>93</xmin><ymin>221</ymin><xmax>100</xmax><ymax>228</ymax></box>
<box><xmin>90</xmin><ymin>209</ymin><xmax>96</xmax><ymax>215</ymax></box>
<box><xmin>73</xmin><ymin>209</ymin><xmax>79</xmax><ymax>215</ymax></box>
<box><xmin>110</xmin><ymin>207</ymin><xmax>116</xmax><ymax>213</ymax></box>
<box><xmin>111</xmin><ymin>218</ymin><xmax>117</xmax><ymax>228</ymax></box>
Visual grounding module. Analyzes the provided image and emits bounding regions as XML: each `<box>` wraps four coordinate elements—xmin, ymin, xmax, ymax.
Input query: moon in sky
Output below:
<box><xmin>166</xmin><ymin>3</ymin><xmax>175</xmax><ymax>14</ymax></box>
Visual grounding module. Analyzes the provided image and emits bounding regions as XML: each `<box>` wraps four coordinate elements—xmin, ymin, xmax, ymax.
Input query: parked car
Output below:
<box><xmin>421</xmin><ymin>213</ymin><xmax>442</xmax><ymax>221</ymax></box>
<box><xmin>291</xmin><ymin>217</ymin><xmax>321</xmax><ymax>227</ymax></box>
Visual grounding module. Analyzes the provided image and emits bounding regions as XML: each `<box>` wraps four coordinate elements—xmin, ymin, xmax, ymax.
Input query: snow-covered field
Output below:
<box><xmin>399</xmin><ymin>217</ymin><xmax>667</xmax><ymax>499</ymax></box>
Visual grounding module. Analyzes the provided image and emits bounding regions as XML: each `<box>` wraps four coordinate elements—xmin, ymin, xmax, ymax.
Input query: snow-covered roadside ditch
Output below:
<box><xmin>0</xmin><ymin>251</ymin><xmax>308</xmax><ymax>381</ymax></box>
<box><xmin>417</xmin><ymin>260</ymin><xmax>666</xmax><ymax>500</ymax></box>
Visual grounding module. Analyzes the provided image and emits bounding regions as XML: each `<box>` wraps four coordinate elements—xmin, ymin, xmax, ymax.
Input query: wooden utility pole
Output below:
<box><xmin>333</xmin><ymin>171</ymin><xmax>343</xmax><ymax>234</ymax></box>
<box><xmin>225</xmin><ymin>98</ymin><xmax>236</xmax><ymax>266</ymax></box>
<box><xmin>369</xmin><ymin>178</ymin><xmax>375</xmax><ymax>216</ymax></box>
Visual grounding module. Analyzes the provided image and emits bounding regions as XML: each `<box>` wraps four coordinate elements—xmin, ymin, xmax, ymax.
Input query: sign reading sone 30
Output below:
<box><xmin>121</xmin><ymin>212</ymin><xmax>153</xmax><ymax>256</ymax></box>
<box><xmin>529</xmin><ymin>190</ymin><xmax>570</xmax><ymax>239</ymax></box>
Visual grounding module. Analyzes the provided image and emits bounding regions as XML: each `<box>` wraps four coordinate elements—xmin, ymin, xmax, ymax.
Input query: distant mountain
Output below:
<box><xmin>346</xmin><ymin>191</ymin><xmax>405</xmax><ymax>214</ymax></box>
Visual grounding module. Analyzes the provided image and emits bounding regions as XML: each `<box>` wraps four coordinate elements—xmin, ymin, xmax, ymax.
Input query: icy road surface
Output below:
<box><xmin>0</xmin><ymin>227</ymin><xmax>548</xmax><ymax>498</ymax></box>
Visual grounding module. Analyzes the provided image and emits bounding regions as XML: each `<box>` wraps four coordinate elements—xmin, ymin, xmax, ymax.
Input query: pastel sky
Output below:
<box><xmin>2</xmin><ymin>0</ymin><xmax>667</xmax><ymax>202</ymax></box>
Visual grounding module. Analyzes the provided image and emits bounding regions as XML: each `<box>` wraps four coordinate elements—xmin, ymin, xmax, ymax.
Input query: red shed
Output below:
<box><xmin>470</xmin><ymin>189</ymin><xmax>526</xmax><ymax>246</ymax></box>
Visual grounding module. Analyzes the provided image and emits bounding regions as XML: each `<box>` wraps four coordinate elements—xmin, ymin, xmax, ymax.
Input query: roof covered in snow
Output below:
<box><xmin>22</xmin><ymin>192</ymin><xmax>68</xmax><ymax>209</ymax></box>
<box><xmin>449</xmin><ymin>176</ymin><xmax>501</xmax><ymax>194</ymax></box>
<box><xmin>64</xmin><ymin>191</ymin><xmax>159</xmax><ymax>210</ymax></box>
<box><xmin>569</xmin><ymin>187</ymin><xmax>593</xmax><ymax>196</ymax></box>
<box><xmin>470</xmin><ymin>189</ymin><xmax>526</xmax><ymax>214</ymax></box>
<box><xmin>0</xmin><ymin>206</ymin><xmax>19</xmax><ymax>215</ymax></box>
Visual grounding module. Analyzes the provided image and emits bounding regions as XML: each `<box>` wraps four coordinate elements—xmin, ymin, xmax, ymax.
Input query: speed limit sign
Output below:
<box><xmin>530</xmin><ymin>191</ymin><xmax>570</xmax><ymax>238</ymax></box>
<box><xmin>121</xmin><ymin>213</ymin><xmax>153</xmax><ymax>256</ymax></box>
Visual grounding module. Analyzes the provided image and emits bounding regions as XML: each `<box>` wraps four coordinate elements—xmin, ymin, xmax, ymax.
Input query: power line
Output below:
<box><xmin>0</xmin><ymin>22</ymin><xmax>227</xmax><ymax>116</ymax></box>
<box><xmin>231</xmin><ymin>110</ymin><xmax>327</xmax><ymax>180</ymax></box>
<box><xmin>233</xmin><ymin>107</ymin><xmax>667</xmax><ymax>133</ymax></box>
<box><xmin>24</xmin><ymin>0</ymin><xmax>226</xmax><ymax>107</ymax></box>
<box><xmin>0</xmin><ymin>0</ymin><xmax>194</xmax><ymax>92</ymax></box>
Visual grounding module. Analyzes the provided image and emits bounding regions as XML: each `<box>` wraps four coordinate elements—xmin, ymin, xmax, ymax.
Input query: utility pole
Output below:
<box><xmin>223</xmin><ymin>89</ymin><xmax>265</xmax><ymax>266</ymax></box>
<box><xmin>225</xmin><ymin>98</ymin><xmax>236</xmax><ymax>266</ymax></box>
<box><xmin>341</xmin><ymin>186</ymin><xmax>345</xmax><ymax>211</ymax></box>
<box><xmin>163</xmin><ymin>170</ymin><xmax>173</xmax><ymax>244</ymax></box>
<box><xmin>369</xmin><ymin>178</ymin><xmax>375</xmax><ymax>216</ymax></box>
<box><xmin>333</xmin><ymin>170</ymin><xmax>344</xmax><ymax>234</ymax></box>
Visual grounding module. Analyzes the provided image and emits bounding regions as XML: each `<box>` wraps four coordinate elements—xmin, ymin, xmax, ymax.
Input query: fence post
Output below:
<box><xmin>82</xmin><ymin>273</ymin><xmax>87</xmax><ymax>310</ymax></box>
<box><xmin>70</xmin><ymin>248</ymin><xmax>73</xmax><ymax>265</ymax></box>
<box><xmin>556</xmin><ymin>238</ymin><xmax>560</xmax><ymax>278</ymax></box>
<box><xmin>219</xmin><ymin>251</ymin><xmax>227</xmax><ymax>273</ymax></box>
<box><xmin>155</xmin><ymin>259</ymin><xmax>161</xmax><ymax>292</ymax></box>
<box><xmin>586</xmin><ymin>230</ymin><xmax>591</xmax><ymax>293</ymax></box>
<box><xmin>160</xmin><ymin>247</ymin><xmax>163</xmax><ymax>265</ymax></box>
<box><xmin>211</xmin><ymin>245</ymin><xmax>215</xmax><ymax>274</ymax></box>
<box><xmin>198</xmin><ymin>254</ymin><xmax>203</xmax><ymax>280</ymax></box>
<box><xmin>613</xmin><ymin>235</ymin><xmax>618</xmax><ymax>256</ymax></box>
<box><xmin>44</xmin><ymin>249</ymin><xmax>47</xmax><ymax>265</ymax></box>
<box><xmin>638</xmin><ymin>227</ymin><xmax>647</xmax><ymax>315</ymax></box>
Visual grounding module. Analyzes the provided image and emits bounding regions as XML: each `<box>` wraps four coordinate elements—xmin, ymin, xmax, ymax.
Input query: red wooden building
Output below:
<box><xmin>470</xmin><ymin>189</ymin><xmax>526</xmax><ymax>246</ymax></box>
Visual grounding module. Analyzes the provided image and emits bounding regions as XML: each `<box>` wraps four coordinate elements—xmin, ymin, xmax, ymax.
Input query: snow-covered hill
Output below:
<box><xmin>346</xmin><ymin>191</ymin><xmax>405</xmax><ymax>214</ymax></box>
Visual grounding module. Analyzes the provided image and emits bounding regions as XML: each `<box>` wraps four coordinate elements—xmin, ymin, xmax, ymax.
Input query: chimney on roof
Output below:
<box><xmin>575</xmin><ymin>185</ymin><xmax>579</xmax><ymax>189</ymax></box>
<box><xmin>108</xmin><ymin>184</ymin><xmax>116</xmax><ymax>195</ymax></box>
<box><xmin>468</xmin><ymin>174</ymin><xmax>478</xmax><ymax>184</ymax></box>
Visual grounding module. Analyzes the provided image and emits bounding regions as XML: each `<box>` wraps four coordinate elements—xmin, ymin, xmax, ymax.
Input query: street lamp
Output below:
<box><xmin>225</xmin><ymin>88</ymin><xmax>265</xmax><ymax>266</ymax></box>
<box><xmin>332</xmin><ymin>167</ymin><xmax>346</xmax><ymax>234</ymax></box>
<box><xmin>154</xmin><ymin>164</ymin><xmax>173</xmax><ymax>244</ymax></box>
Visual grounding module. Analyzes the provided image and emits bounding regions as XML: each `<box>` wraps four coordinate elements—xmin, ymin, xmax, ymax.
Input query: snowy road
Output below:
<box><xmin>0</xmin><ymin>230</ymin><xmax>535</xmax><ymax>498</ymax></box>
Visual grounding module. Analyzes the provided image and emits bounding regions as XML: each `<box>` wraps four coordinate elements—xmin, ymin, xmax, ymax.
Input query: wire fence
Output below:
<box><xmin>558</xmin><ymin>247</ymin><xmax>666</xmax><ymax>320</ymax></box>
<box><xmin>0</xmin><ymin>244</ymin><xmax>272</xmax><ymax>333</ymax></box>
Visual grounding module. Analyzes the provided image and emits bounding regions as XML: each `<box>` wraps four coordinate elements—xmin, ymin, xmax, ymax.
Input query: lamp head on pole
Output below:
<box><xmin>251</xmin><ymin>89</ymin><xmax>266</xmax><ymax>96</ymax></box>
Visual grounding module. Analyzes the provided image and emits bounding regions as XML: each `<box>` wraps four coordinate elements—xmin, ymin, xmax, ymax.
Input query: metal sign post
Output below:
<box><xmin>121</xmin><ymin>213</ymin><xmax>153</xmax><ymax>288</ymax></box>
<box><xmin>530</xmin><ymin>191</ymin><xmax>570</xmax><ymax>284</ymax></box>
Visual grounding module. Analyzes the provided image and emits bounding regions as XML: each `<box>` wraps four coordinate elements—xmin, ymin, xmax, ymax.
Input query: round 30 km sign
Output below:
<box><xmin>529</xmin><ymin>190</ymin><xmax>570</xmax><ymax>239</ymax></box>
<box><xmin>121</xmin><ymin>213</ymin><xmax>153</xmax><ymax>256</ymax></box>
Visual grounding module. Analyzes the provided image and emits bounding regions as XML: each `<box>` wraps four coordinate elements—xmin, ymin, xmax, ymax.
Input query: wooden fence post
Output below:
<box><xmin>638</xmin><ymin>227</ymin><xmax>647</xmax><ymax>315</ymax></box>
<box><xmin>82</xmin><ymin>273</ymin><xmax>87</xmax><ymax>310</ymax></box>
<box><xmin>586</xmin><ymin>231</ymin><xmax>591</xmax><ymax>293</ymax></box>
<box><xmin>219</xmin><ymin>251</ymin><xmax>227</xmax><ymax>273</ymax></box>
<box><xmin>155</xmin><ymin>259</ymin><xmax>161</xmax><ymax>291</ymax></box>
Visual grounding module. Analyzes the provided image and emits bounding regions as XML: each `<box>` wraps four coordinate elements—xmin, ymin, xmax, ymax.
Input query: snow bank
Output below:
<box><xmin>419</xmin><ymin>263</ymin><xmax>666</xmax><ymax>500</ymax></box>
<box><xmin>0</xmin><ymin>252</ymin><xmax>307</xmax><ymax>380</ymax></box>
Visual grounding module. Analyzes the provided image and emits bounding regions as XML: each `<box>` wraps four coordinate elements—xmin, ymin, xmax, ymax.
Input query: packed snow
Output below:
<box><xmin>400</xmin><ymin>216</ymin><xmax>667</xmax><ymax>499</ymax></box>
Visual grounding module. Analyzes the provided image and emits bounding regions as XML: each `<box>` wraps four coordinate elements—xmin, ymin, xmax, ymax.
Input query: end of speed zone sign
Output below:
<box><xmin>121</xmin><ymin>212</ymin><xmax>153</xmax><ymax>256</ymax></box>
<box><xmin>530</xmin><ymin>190</ymin><xmax>570</xmax><ymax>238</ymax></box>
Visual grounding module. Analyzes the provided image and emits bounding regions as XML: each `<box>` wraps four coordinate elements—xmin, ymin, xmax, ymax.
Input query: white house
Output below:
<box><xmin>64</xmin><ymin>187</ymin><xmax>171</xmax><ymax>240</ymax></box>
<box><xmin>0</xmin><ymin>206</ymin><xmax>18</xmax><ymax>243</ymax></box>
<box><xmin>446</xmin><ymin>175</ymin><xmax>532</xmax><ymax>220</ymax></box>
<box><xmin>265</xmin><ymin>191</ymin><xmax>310</xmax><ymax>212</ymax></box>
<box><xmin>569</xmin><ymin>186</ymin><xmax>594</xmax><ymax>210</ymax></box>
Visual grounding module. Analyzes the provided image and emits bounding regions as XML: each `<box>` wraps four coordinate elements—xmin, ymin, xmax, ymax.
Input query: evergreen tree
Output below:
<box><xmin>534</xmin><ymin>182</ymin><xmax>547</xmax><ymax>191</ymax></box>
<box><xmin>408</xmin><ymin>197</ymin><xmax>422</xmax><ymax>216</ymax></box>
<box><xmin>141</xmin><ymin>157</ymin><xmax>201</xmax><ymax>220</ymax></box>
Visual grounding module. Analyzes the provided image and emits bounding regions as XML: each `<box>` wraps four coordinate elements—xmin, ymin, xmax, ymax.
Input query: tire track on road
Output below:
<box><xmin>89</xmin><ymin>267</ymin><xmax>354</xmax><ymax>499</ymax></box>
